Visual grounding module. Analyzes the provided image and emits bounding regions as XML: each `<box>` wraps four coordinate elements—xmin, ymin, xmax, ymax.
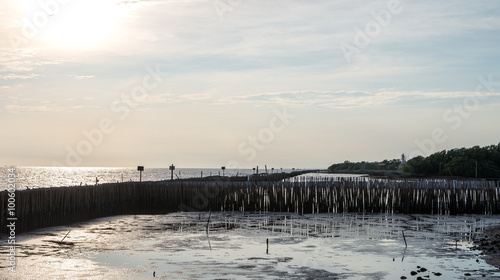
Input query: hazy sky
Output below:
<box><xmin>1</xmin><ymin>0</ymin><xmax>499</xmax><ymax>169</ymax></box>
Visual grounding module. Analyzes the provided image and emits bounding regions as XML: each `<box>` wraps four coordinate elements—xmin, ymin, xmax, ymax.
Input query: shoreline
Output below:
<box><xmin>473</xmin><ymin>227</ymin><xmax>500</xmax><ymax>269</ymax></box>
<box><xmin>329</xmin><ymin>170</ymin><xmax>500</xmax><ymax>180</ymax></box>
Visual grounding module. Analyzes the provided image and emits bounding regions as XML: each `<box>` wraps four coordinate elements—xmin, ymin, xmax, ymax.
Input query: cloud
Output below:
<box><xmin>0</xmin><ymin>48</ymin><xmax>61</xmax><ymax>80</ymax></box>
<box><xmin>131</xmin><ymin>93</ymin><xmax>213</xmax><ymax>105</ymax></box>
<box><xmin>219</xmin><ymin>91</ymin><xmax>371</xmax><ymax>107</ymax></box>
<box><xmin>4</xmin><ymin>104</ymin><xmax>102</xmax><ymax>113</ymax></box>
<box><xmin>0</xmin><ymin>60</ymin><xmax>35</xmax><ymax>72</ymax></box>
<box><xmin>5</xmin><ymin>104</ymin><xmax>66</xmax><ymax>113</ymax></box>
<box><xmin>0</xmin><ymin>73</ymin><xmax>42</xmax><ymax>80</ymax></box>
<box><xmin>133</xmin><ymin>93</ymin><xmax>178</xmax><ymax>104</ymax></box>
<box><xmin>220</xmin><ymin>90</ymin><xmax>500</xmax><ymax>108</ymax></box>
<box><xmin>68</xmin><ymin>75</ymin><xmax>95</xmax><ymax>80</ymax></box>
<box><xmin>182</xmin><ymin>93</ymin><xmax>212</xmax><ymax>101</ymax></box>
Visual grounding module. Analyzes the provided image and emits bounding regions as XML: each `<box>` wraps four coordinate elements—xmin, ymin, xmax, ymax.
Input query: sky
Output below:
<box><xmin>1</xmin><ymin>0</ymin><xmax>499</xmax><ymax>169</ymax></box>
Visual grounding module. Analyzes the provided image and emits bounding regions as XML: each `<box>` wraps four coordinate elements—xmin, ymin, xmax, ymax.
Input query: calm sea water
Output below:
<box><xmin>0</xmin><ymin>166</ymin><xmax>296</xmax><ymax>190</ymax></box>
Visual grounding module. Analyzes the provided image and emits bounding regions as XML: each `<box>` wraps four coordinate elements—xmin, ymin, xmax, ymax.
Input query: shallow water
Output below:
<box><xmin>1</xmin><ymin>166</ymin><xmax>298</xmax><ymax>190</ymax></box>
<box><xmin>3</xmin><ymin>212</ymin><xmax>500</xmax><ymax>279</ymax></box>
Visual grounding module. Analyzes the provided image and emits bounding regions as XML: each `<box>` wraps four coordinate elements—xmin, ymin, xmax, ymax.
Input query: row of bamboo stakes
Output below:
<box><xmin>1</xmin><ymin>177</ymin><xmax>499</xmax><ymax>234</ymax></box>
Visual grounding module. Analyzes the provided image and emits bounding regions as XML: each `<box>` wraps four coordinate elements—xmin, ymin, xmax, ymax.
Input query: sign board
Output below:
<box><xmin>137</xmin><ymin>166</ymin><xmax>144</xmax><ymax>171</ymax></box>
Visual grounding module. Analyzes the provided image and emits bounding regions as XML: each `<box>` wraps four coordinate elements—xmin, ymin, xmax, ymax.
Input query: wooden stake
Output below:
<box><xmin>206</xmin><ymin>211</ymin><xmax>211</xmax><ymax>234</ymax></box>
<box><xmin>206</xmin><ymin>210</ymin><xmax>212</xmax><ymax>250</ymax></box>
<box><xmin>61</xmin><ymin>230</ymin><xmax>71</xmax><ymax>243</ymax></box>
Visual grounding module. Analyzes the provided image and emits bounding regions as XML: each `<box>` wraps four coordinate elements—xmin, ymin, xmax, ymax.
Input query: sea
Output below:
<box><xmin>0</xmin><ymin>166</ymin><xmax>298</xmax><ymax>190</ymax></box>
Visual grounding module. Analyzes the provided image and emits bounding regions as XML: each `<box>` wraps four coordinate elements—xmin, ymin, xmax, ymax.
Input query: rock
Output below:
<box><xmin>420</xmin><ymin>267</ymin><xmax>427</xmax><ymax>272</ymax></box>
<box><xmin>410</xmin><ymin>271</ymin><xmax>418</xmax><ymax>276</ymax></box>
<box><xmin>433</xmin><ymin>272</ymin><xmax>442</xmax><ymax>276</ymax></box>
<box><xmin>400</xmin><ymin>276</ymin><xmax>407</xmax><ymax>279</ymax></box>
<box><xmin>464</xmin><ymin>273</ymin><xmax>472</xmax><ymax>276</ymax></box>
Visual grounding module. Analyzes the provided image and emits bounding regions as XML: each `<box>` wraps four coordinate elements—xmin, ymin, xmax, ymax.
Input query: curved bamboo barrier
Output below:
<box><xmin>1</xmin><ymin>178</ymin><xmax>499</xmax><ymax>233</ymax></box>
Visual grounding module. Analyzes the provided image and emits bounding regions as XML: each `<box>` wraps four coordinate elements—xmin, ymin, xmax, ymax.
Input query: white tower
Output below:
<box><xmin>399</xmin><ymin>153</ymin><xmax>406</xmax><ymax>169</ymax></box>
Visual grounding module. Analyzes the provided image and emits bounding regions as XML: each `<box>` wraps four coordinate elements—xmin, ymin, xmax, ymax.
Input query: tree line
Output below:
<box><xmin>328</xmin><ymin>158</ymin><xmax>402</xmax><ymax>172</ymax></box>
<box><xmin>402</xmin><ymin>143</ymin><xmax>500</xmax><ymax>178</ymax></box>
<box><xmin>327</xmin><ymin>143</ymin><xmax>500</xmax><ymax>178</ymax></box>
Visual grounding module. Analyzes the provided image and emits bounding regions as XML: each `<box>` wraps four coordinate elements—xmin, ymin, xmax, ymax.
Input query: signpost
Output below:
<box><xmin>169</xmin><ymin>164</ymin><xmax>175</xmax><ymax>180</ymax></box>
<box><xmin>137</xmin><ymin>166</ymin><xmax>144</xmax><ymax>182</ymax></box>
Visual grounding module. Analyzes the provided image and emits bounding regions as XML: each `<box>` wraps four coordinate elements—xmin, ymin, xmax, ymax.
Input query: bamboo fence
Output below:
<box><xmin>1</xmin><ymin>177</ymin><xmax>499</xmax><ymax>233</ymax></box>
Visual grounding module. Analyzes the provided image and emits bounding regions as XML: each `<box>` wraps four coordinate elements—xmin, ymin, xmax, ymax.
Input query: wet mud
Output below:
<box><xmin>2</xmin><ymin>212</ymin><xmax>500</xmax><ymax>279</ymax></box>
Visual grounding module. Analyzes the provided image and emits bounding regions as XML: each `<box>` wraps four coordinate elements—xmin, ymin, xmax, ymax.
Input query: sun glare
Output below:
<box><xmin>29</xmin><ymin>0</ymin><xmax>125</xmax><ymax>50</ymax></box>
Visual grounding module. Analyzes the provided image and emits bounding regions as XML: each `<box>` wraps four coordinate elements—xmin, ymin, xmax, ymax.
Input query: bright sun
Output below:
<box><xmin>32</xmin><ymin>0</ymin><xmax>125</xmax><ymax>50</ymax></box>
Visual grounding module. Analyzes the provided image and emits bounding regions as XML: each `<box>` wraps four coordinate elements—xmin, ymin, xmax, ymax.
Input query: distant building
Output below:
<box><xmin>399</xmin><ymin>153</ymin><xmax>406</xmax><ymax>169</ymax></box>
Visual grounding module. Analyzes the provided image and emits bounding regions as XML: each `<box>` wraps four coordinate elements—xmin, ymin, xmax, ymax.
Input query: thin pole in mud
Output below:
<box><xmin>206</xmin><ymin>210</ymin><xmax>212</xmax><ymax>250</ymax></box>
<box><xmin>402</xmin><ymin>230</ymin><xmax>408</xmax><ymax>248</ymax></box>
<box><xmin>266</xmin><ymin>238</ymin><xmax>269</xmax><ymax>254</ymax></box>
<box><xmin>206</xmin><ymin>210</ymin><xmax>211</xmax><ymax>234</ymax></box>
<box><xmin>61</xmin><ymin>230</ymin><xmax>71</xmax><ymax>242</ymax></box>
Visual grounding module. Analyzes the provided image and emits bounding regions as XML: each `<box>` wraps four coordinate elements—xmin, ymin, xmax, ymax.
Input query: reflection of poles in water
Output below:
<box><xmin>266</xmin><ymin>238</ymin><xmax>269</xmax><ymax>254</ymax></box>
<box><xmin>401</xmin><ymin>230</ymin><xmax>408</xmax><ymax>262</ymax></box>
